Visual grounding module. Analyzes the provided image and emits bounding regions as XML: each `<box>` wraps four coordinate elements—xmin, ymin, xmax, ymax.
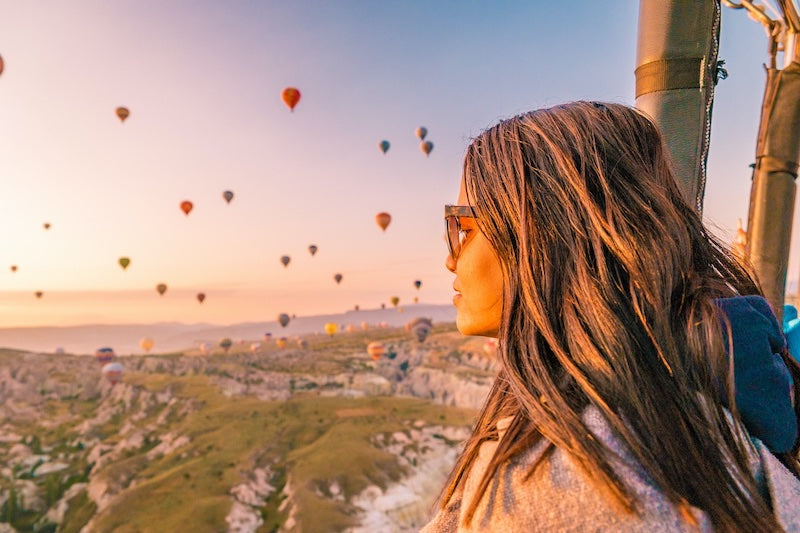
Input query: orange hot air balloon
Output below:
<box><xmin>375</xmin><ymin>212</ymin><xmax>391</xmax><ymax>232</ymax></box>
<box><xmin>156</xmin><ymin>283</ymin><xmax>167</xmax><ymax>296</ymax></box>
<box><xmin>367</xmin><ymin>342</ymin><xmax>385</xmax><ymax>362</ymax></box>
<box><xmin>390</xmin><ymin>296</ymin><xmax>400</xmax><ymax>307</ymax></box>
<box><xmin>276</xmin><ymin>337</ymin><xmax>288</xmax><ymax>349</ymax></box>
<box><xmin>421</xmin><ymin>140</ymin><xmax>434</xmax><ymax>156</ymax></box>
<box><xmin>281</xmin><ymin>87</ymin><xmax>301</xmax><ymax>111</ymax></box>
<box><xmin>197</xmin><ymin>292</ymin><xmax>206</xmax><ymax>303</ymax></box>
<box><xmin>34</xmin><ymin>291</ymin><xmax>43</xmax><ymax>299</ymax></box>
<box><xmin>43</xmin><ymin>223</ymin><xmax>51</xmax><ymax>230</ymax></box>
<box><xmin>140</xmin><ymin>338</ymin><xmax>154</xmax><ymax>353</ymax></box>
<box><xmin>346</xmin><ymin>324</ymin><xmax>356</xmax><ymax>333</ymax></box>
<box><xmin>10</xmin><ymin>265</ymin><xmax>17</xmax><ymax>273</ymax></box>
<box><xmin>180</xmin><ymin>201</ymin><xmax>193</xmax><ymax>215</ymax></box>
<box><xmin>116</xmin><ymin>107</ymin><xmax>130</xmax><ymax>122</ymax></box>
<box><xmin>324</xmin><ymin>322</ymin><xmax>338</xmax><ymax>336</ymax></box>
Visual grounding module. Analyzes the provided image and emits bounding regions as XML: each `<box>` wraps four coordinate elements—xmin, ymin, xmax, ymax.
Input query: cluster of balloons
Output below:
<box><xmin>95</xmin><ymin>347</ymin><xmax>123</xmax><ymax>385</ymax></box>
<box><xmin>378</xmin><ymin>127</ymin><xmax>434</xmax><ymax>157</ymax></box>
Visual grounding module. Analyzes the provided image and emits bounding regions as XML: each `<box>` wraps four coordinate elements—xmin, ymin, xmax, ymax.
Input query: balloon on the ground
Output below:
<box><xmin>361</xmin><ymin>321</ymin><xmax>369</xmax><ymax>330</ymax></box>
<box><xmin>118</xmin><ymin>257</ymin><xmax>130</xmax><ymax>270</ymax></box>
<box><xmin>280</xmin><ymin>255</ymin><xmax>290</xmax><ymax>268</ymax></box>
<box><xmin>375</xmin><ymin>212</ymin><xmax>391</xmax><ymax>231</ymax></box>
<box><xmin>297</xmin><ymin>339</ymin><xmax>308</xmax><ymax>349</ymax></box>
<box><xmin>250</xmin><ymin>342</ymin><xmax>261</xmax><ymax>353</ymax></box>
<box><xmin>199</xmin><ymin>342</ymin><xmax>213</xmax><ymax>355</ymax></box>
<box><xmin>116</xmin><ymin>107</ymin><xmax>129</xmax><ymax>122</ymax></box>
<box><xmin>390</xmin><ymin>296</ymin><xmax>400</xmax><ymax>307</ymax></box>
<box><xmin>55</xmin><ymin>347</ymin><xmax>65</xmax><ymax>355</ymax></box>
<box><xmin>264</xmin><ymin>332</ymin><xmax>272</xmax><ymax>341</ymax></box>
<box><xmin>276</xmin><ymin>337</ymin><xmax>288</xmax><ymax>349</ymax></box>
<box><xmin>414</xmin><ymin>280</ymin><xmax>422</xmax><ymax>290</ymax></box>
<box><xmin>102</xmin><ymin>362</ymin><xmax>124</xmax><ymax>385</ymax></box>
<box><xmin>180</xmin><ymin>201</ymin><xmax>193</xmax><ymax>215</ymax></box>
<box><xmin>379</xmin><ymin>140</ymin><xmax>390</xmax><ymax>154</ymax></box>
<box><xmin>346</xmin><ymin>324</ymin><xmax>356</xmax><ymax>333</ymax></box>
<box><xmin>156</xmin><ymin>283</ymin><xmax>167</xmax><ymax>296</ymax></box>
<box><xmin>219</xmin><ymin>337</ymin><xmax>233</xmax><ymax>353</ymax></box>
<box><xmin>140</xmin><ymin>337</ymin><xmax>154</xmax><ymax>353</ymax></box>
<box><xmin>223</xmin><ymin>190</ymin><xmax>234</xmax><ymax>204</ymax></box>
<box><xmin>281</xmin><ymin>87</ymin><xmax>301</xmax><ymax>111</ymax></box>
<box><xmin>367</xmin><ymin>342</ymin><xmax>385</xmax><ymax>361</ymax></box>
<box><xmin>196</xmin><ymin>293</ymin><xmax>206</xmax><ymax>303</ymax></box>
<box><xmin>308</xmin><ymin>245</ymin><xmax>318</xmax><ymax>256</ymax></box>
<box><xmin>324</xmin><ymin>322</ymin><xmax>338</xmax><ymax>336</ymax></box>
<box><xmin>334</xmin><ymin>273</ymin><xmax>343</xmax><ymax>285</ymax></box>
<box><xmin>406</xmin><ymin>317</ymin><xmax>433</xmax><ymax>342</ymax></box>
<box><xmin>278</xmin><ymin>313</ymin><xmax>290</xmax><ymax>328</ymax></box>
<box><xmin>415</xmin><ymin>127</ymin><xmax>428</xmax><ymax>140</ymax></box>
<box><xmin>421</xmin><ymin>140</ymin><xmax>434</xmax><ymax>156</ymax></box>
<box><xmin>95</xmin><ymin>347</ymin><xmax>115</xmax><ymax>364</ymax></box>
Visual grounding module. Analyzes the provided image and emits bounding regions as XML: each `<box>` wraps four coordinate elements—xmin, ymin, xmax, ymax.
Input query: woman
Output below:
<box><xmin>424</xmin><ymin>102</ymin><xmax>800</xmax><ymax>532</ymax></box>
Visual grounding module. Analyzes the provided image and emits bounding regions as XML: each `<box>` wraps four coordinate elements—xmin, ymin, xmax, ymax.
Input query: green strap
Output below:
<box><xmin>635</xmin><ymin>57</ymin><xmax>704</xmax><ymax>97</ymax></box>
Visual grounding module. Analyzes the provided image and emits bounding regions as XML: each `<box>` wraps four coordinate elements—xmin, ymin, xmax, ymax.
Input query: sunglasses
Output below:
<box><xmin>445</xmin><ymin>205</ymin><xmax>478</xmax><ymax>262</ymax></box>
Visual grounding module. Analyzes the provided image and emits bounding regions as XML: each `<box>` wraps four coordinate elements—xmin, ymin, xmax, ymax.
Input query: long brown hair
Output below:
<box><xmin>441</xmin><ymin>102</ymin><xmax>798</xmax><ymax>531</ymax></box>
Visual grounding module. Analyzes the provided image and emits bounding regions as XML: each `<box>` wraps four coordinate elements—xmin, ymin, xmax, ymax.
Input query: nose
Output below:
<box><xmin>445</xmin><ymin>252</ymin><xmax>456</xmax><ymax>273</ymax></box>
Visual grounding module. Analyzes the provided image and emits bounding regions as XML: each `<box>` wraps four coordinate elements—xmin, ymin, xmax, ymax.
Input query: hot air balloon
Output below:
<box><xmin>250</xmin><ymin>342</ymin><xmax>261</xmax><ymax>353</ymax></box>
<box><xmin>324</xmin><ymin>322</ymin><xmax>338</xmax><ymax>336</ymax></box>
<box><xmin>223</xmin><ymin>190</ymin><xmax>234</xmax><ymax>204</ymax></box>
<box><xmin>276</xmin><ymin>337</ymin><xmax>288</xmax><ymax>349</ymax></box>
<box><xmin>361</xmin><ymin>321</ymin><xmax>369</xmax><ymax>330</ymax></box>
<box><xmin>219</xmin><ymin>337</ymin><xmax>233</xmax><ymax>353</ymax></box>
<box><xmin>406</xmin><ymin>317</ymin><xmax>433</xmax><ymax>342</ymax></box>
<box><xmin>196</xmin><ymin>292</ymin><xmax>206</xmax><ymax>304</ymax></box>
<box><xmin>43</xmin><ymin>223</ymin><xmax>51</xmax><ymax>230</ymax></box>
<box><xmin>346</xmin><ymin>324</ymin><xmax>356</xmax><ymax>333</ymax></box>
<box><xmin>390</xmin><ymin>296</ymin><xmax>400</xmax><ymax>307</ymax></box>
<box><xmin>415</xmin><ymin>127</ymin><xmax>428</xmax><ymax>140</ymax></box>
<box><xmin>95</xmin><ymin>347</ymin><xmax>115</xmax><ymax>365</ymax></box>
<box><xmin>55</xmin><ymin>347</ymin><xmax>65</xmax><ymax>355</ymax></box>
<box><xmin>0</xmin><ymin>55</ymin><xmax>4</xmax><ymax>77</ymax></box>
<box><xmin>116</xmin><ymin>107</ymin><xmax>129</xmax><ymax>122</ymax></box>
<box><xmin>278</xmin><ymin>313</ymin><xmax>290</xmax><ymax>328</ymax></box>
<box><xmin>414</xmin><ymin>280</ymin><xmax>422</xmax><ymax>290</ymax></box>
<box><xmin>199</xmin><ymin>342</ymin><xmax>213</xmax><ymax>355</ymax></box>
<box><xmin>264</xmin><ymin>332</ymin><xmax>273</xmax><ymax>341</ymax></box>
<box><xmin>379</xmin><ymin>140</ymin><xmax>390</xmax><ymax>154</ymax></box>
<box><xmin>281</xmin><ymin>87</ymin><xmax>301</xmax><ymax>111</ymax></box>
<box><xmin>180</xmin><ymin>201</ymin><xmax>193</xmax><ymax>216</ymax></box>
<box><xmin>102</xmin><ymin>362</ymin><xmax>124</xmax><ymax>385</ymax></box>
<box><xmin>34</xmin><ymin>291</ymin><xmax>43</xmax><ymax>299</ymax></box>
<box><xmin>156</xmin><ymin>283</ymin><xmax>167</xmax><ymax>296</ymax></box>
<box><xmin>280</xmin><ymin>255</ymin><xmax>290</xmax><ymax>268</ymax></box>
<box><xmin>354</xmin><ymin>305</ymin><xmax>360</xmax><ymax>311</ymax></box>
<box><xmin>413</xmin><ymin>296</ymin><xmax>419</xmax><ymax>304</ymax></box>
<box><xmin>297</xmin><ymin>339</ymin><xmax>309</xmax><ymax>349</ymax></box>
<box><xmin>381</xmin><ymin>303</ymin><xmax>386</xmax><ymax>310</ymax></box>
<box><xmin>483</xmin><ymin>338</ymin><xmax>499</xmax><ymax>356</ymax></box>
<box><xmin>378</xmin><ymin>321</ymin><xmax>388</xmax><ymax>328</ymax></box>
<box><xmin>10</xmin><ymin>265</ymin><xmax>17</xmax><ymax>273</ymax></box>
<box><xmin>308</xmin><ymin>245</ymin><xmax>318</xmax><ymax>256</ymax></box>
<box><xmin>118</xmin><ymin>257</ymin><xmax>131</xmax><ymax>270</ymax></box>
<box><xmin>421</xmin><ymin>140</ymin><xmax>434</xmax><ymax>156</ymax></box>
<box><xmin>140</xmin><ymin>338</ymin><xmax>154</xmax><ymax>353</ymax></box>
<box><xmin>334</xmin><ymin>273</ymin><xmax>343</xmax><ymax>285</ymax></box>
<box><xmin>367</xmin><ymin>342</ymin><xmax>385</xmax><ymax>362</ymax></box>
<box><xmin>376</xmin><ymin>212</ymin><xmax>391</xmax><ymax>232</ymax></box>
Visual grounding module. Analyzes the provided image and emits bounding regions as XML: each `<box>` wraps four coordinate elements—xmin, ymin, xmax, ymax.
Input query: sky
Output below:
<box><xmin>0</xmin><ymin>1</ymin><xmax>796</xmax><ymax>327</ymax></box>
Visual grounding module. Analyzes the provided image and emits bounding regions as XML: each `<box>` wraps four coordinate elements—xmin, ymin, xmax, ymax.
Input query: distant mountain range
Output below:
<box><xmin>0</xmin><ymin>304</ymin><xmax>457</xmax><ymax>355</ymax></box>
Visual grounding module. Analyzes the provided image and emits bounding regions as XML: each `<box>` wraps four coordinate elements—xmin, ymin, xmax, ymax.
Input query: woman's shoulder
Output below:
<box><xmin>423</xmin><ymin>405</ymin><xmax>800</xmax><ymax>532</ymax></box>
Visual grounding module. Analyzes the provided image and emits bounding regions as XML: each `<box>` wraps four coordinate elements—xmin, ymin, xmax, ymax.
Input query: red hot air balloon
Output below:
<box><xmin>281</xmin><ymin>87</ymin><xmax>301</xmax><ymax>111</ymax></box>
<box><xmin>180</xmin><ymin>201</ymin><xmax>193</xmax><ymax>215</ymax></box>
<box><xmin>375</xmin><ymin>212</ymin><xmax>391</xmax><ymax>232</ymax></box>
<box><xmin>197</xmin><ymin>292</ymin><xmax>206</xmax><ymax>303</ymax></box>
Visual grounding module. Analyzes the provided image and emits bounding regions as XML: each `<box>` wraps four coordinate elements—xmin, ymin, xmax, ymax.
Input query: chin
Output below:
<box><xmin>456</xmin><ymin>315</ymin><xmax>499</xmax><ymax>338</ymax></box>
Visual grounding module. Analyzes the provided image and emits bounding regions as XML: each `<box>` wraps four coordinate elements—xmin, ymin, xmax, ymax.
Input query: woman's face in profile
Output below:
<box><xmin>446</xmin><ymin>181</ymin><xmax>504</xmax><ymax>338</ymax></box>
